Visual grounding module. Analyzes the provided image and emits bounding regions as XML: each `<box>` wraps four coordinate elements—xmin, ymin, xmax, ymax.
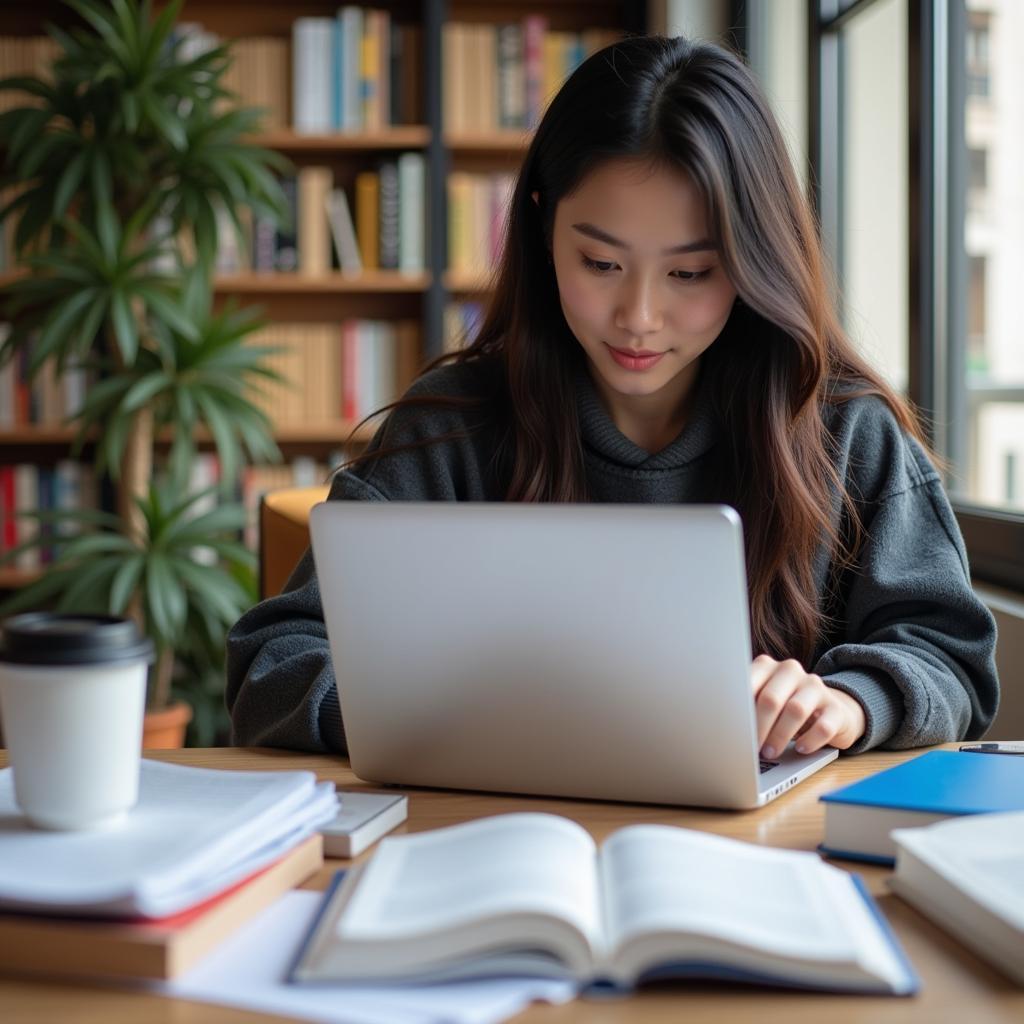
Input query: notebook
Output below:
<box><xmin>310</xmin><ymin>502</ymin><xmax>837</xmax><ymax>809</ymax></box>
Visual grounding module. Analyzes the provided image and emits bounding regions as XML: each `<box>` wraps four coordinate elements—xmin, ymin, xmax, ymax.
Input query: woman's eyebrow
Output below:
<box><xmin>571</xmin><ymin>222</ymin><xmax>715</xmax><ymax>255</ymax></box>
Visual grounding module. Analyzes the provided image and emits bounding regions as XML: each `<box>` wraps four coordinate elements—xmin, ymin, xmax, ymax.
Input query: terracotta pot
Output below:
<box><xmin>142</xmin><ymin>700</ymin><xmax>192</xmax><ymax>749</ymax></box>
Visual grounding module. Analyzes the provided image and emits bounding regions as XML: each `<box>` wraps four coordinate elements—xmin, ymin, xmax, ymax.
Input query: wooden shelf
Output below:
<box><xmin>249</xmin><ymin>127</ymin><xmax>431</xmax><ymax>152</ymax></box>
<box><xmin>0</xmin><ymin>567</ymin><xmax>40</xmax><ymax>589</ymax></box>
<box><xmin>274</xmin><ymin>422</ymin><xmax>377</xmax><ymax>444</ymax></box>
<box><xmin>214</xmin><ymin>271</ymin><xmax>430</xmax><ymax>294</ymax></box>
<box><xmin>250</xmin><ymin>129</ymin><xmax>528</xmax><ymax>154</ymax></box>
<box><xmin>446</xmin><ymin>131</ymin><xmax>532</xmax><ymax>153</ymax></box>
<box><xmin>4</xmin><ymin>271</ymin><xmax>429</xmax><ymax>295</ymax></box>
<box><xmin>0</xmin><ymin>427</ymin><xmax>76</xmax><ymax>444</ymax></box>
<box><xmin>0</xmin><ymin>422</ymin><xmax>377</xmax><ymax>447</ymax></box>
<box><xmin>445</xmin><ymin>271</ymin><xmax>496</xmax><ymax>293</ymax></box>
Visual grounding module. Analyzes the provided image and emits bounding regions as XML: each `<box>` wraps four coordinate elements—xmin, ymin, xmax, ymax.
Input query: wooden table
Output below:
<box><xmin>1</xmin><ymin>745</ymin><xmax>1021</xmax><ymax>1023</ymax></box>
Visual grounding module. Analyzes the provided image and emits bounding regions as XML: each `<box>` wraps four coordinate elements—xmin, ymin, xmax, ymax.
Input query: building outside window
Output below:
<box><xmin>839</xmin><ymin>0</ymin><xmax>909</xmax><ymax>395</ymax></box>
<box><xmin>957</xmin><ymin>0</ymin><xmax>1024</xmax><ymax>514</ymax></box>
<box><xmin>802</xmin><ymin>0</ymin><xmax>1024</xmax><ymax>569</ymax></box>
<box><xmin>965</xmin><ymin>8</ymin><xmax>991</xmax><ymax>97</ymax></box>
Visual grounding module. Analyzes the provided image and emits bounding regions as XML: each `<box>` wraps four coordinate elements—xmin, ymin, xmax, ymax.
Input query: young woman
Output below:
<box><xmin>227</xmin><ymin>35</ymin><xmax>998</xmax><ymax>759</ymax></box>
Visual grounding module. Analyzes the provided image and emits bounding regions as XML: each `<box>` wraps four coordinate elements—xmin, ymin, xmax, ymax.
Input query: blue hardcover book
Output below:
<box><xmin>819</xmin><ymin>750</ymin><xmax>1024</xmax><ymax>865</ymax></box>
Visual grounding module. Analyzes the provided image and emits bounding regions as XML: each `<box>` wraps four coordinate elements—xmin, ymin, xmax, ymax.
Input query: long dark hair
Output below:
<box><xmin>348</xmin><ymin>34</ymin><xmax>926</xmax><ymax>664</ymax></box>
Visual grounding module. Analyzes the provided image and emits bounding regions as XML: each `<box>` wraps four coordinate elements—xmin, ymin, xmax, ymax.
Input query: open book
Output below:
<box><xmin>292</xmin><ymin>813</ymin><xmax>917</xmax><ymax>994</ymax></box>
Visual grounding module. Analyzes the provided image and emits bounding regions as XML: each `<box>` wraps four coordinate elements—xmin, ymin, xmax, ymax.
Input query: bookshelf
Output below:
<box><xmin>0</xmin><ymin>0</ymin><xmax>650</xmax><ymax>577</ymax></box>
<box><xmin>213</xmin><ymin>271</ymin><xmax>430</xmax><ymax>294</ymax></box>
<box><xmin>253</xmin><ymin>127</ymin><xmax>431</xmax><ymax>151</ymax></box>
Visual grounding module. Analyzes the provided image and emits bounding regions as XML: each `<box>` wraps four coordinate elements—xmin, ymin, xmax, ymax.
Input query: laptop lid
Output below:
<box><xmin>310</xmin><ymin>502</ymin><xmax>826</xmax><ymax>809</ymax></box>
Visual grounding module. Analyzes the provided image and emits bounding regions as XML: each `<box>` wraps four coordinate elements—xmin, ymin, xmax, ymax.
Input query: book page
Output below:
<box><xmin>894</xmin><ymin>811</ymin><xmax>1024</xmax><ymax>928</ymax></box>
<box><xmin>337</xmin><ymin>813</ymin><xmax>601</xmax><ymax>946</ymax></box>
<box><xmin>600</xmin><ymin>826</ymin><xmax>862</xmax><ymax>963</ymax></box>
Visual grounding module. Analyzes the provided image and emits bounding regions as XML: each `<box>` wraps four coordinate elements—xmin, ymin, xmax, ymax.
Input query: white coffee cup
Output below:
<box><xmin>0</xmin><ymin>613</ymin><xmax>154</xmax><ymax>830</ymax></box>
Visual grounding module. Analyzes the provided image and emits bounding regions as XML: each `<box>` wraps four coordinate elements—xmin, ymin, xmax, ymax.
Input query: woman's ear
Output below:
<box><xmin>531</xmin><ymin>191</ymin><xmax>540</xmax><ymax>206</ymax></box>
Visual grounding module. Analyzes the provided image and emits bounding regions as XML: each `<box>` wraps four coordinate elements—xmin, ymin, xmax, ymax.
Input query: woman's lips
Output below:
<box><xmin>606</xmin><ymin>344</ymin><xmax>666</xmax><ymax>371</ymax></box>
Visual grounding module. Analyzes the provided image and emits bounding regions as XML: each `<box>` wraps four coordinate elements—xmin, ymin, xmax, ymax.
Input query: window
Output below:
<box><xmin>967</xmin><ymin>146</ymin><xmax>986</xmax><ymax>191</ymax></box>
<box><xmin>966</xmin><ymin>255</ymin><xmax>986</xmax><ymax>369</ymax></box>
<box><xmin>811</xmin><ymin>0</ymin><xmax>1024</xmax><ymax>590</ymax></box>
<box><xmin>839</xmin><ymin>0</ymin><xmax>909</xmax><ymax>393</ymax></box>
<box><xmin>953</xmin><ymin>1</ymin><xmax>1024</xmax><ymax>519</ymax></box>
<box><xmin>966</xmin><ymin>9</ymin><xmax>991</xmax><ymax>97</ymax></box>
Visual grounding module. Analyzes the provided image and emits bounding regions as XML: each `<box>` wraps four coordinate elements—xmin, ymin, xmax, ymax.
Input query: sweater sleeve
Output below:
<box><xmin>225</xmin><ymin>361</ymin><xmax>499</xmax><ymax>753</ymax></box>
<box><xmin>225</xmin><ymin>470</ymin><xmax>385</xmax><ymax>753</ymax></box>
<box><xmin>813</xmin><ymin>474</ymin><xmax>999</xmax><ymax>753</ymax></box>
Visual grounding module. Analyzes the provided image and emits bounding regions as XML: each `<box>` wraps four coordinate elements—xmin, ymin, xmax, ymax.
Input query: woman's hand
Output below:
<box><xmin>750</xmin><ymin>655</ymin><xmax>866</xmax><ymax>758</ymax></box>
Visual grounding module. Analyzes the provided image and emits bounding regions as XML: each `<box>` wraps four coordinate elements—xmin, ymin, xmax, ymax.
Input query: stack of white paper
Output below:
<box><xmin>157</xmin><ymin>890</ymin><xmax>575</xmax><ymax>1024</ymax></box>
<box><xmin>0</xmin><ymin>759</ymin><xmax>338</xmax><ymax>917</ymax></box>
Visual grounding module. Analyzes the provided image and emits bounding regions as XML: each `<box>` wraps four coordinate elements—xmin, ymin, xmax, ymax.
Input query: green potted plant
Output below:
<box><xmin>0</xmin><ymin>0</ymin><xmax>289</xmax><ymax>744</ymax></box>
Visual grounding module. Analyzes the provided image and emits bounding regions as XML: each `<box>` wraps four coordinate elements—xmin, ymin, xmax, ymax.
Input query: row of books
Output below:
<box><xmin>1</xmin><ymin>312</ymin><xmax>421</xmax><ymax>438</ymax></box>
<box><xmin>0</xmin><ymin>456</ymin><xmax>237</xmax><ymax>570</ymax></box>
<box><xmin>0</xmin><ymin>36</ymin><xmax>58</xmax><ymax>115</ymax></box>
<box><xmin>292</xmin><ymin>8</ymin><xmax>422</xmax><ymax>133</ymax></box>
<box><xmin>0</xmin><ymin>18</ymin><xmax>622</xmax><ymax>139</ymax></box>
<box><xmin>243</xmin><ymin>320</ymin><xmax>420</xmax><ymax>430</ymax></box>
<box><xmin>242</xmin><ymin>459</ymin><xmax>341</xmax><ymax>552</ymax></box>
<box><xmin>448</xmin><ymin>172</ymin><xmax>515</xmax><ymax>276</ymax></box>
<box><xmin>442</xmin><ymin>20</ymin><xmax>621</xmax><ymax>134</ymax></box>
<box><xmin>186</xmin><ymin>454</ymin><xmax>346</xmax><ymax>553</ymax></box>
<box><xmin>0</xmin><ymin>453</ymin><xmax>351</xmax><ymax>569</ymax></box>
<box><xmin>0</xmin><ymin>35</ymin><xmax>55</xmax><ymax>272</ymax></box>
<box><xmin>0</xmin><ymin>327</ymin><xmax>90</xmax><ymax>428</ymax></box>
<box><xmin>0</xmin><ymin>461</ymin><xmax>97</xmax><ymax>569</ymax></box>
<box><xmin>175</xmin><ymin>25</ymin><xmax>289</xmax><ymax>132</ymax></box>
<box><xmin>214</xmin><ymin>157</ymin><xmax>426</xmax><ymax>275</ymax></box>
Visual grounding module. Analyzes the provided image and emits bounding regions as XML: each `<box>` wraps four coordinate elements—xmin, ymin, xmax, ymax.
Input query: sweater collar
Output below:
<box><xmin>574</xmin><ymin>365</ymin><xmax>717</xmax><ymax>470</ymax></box>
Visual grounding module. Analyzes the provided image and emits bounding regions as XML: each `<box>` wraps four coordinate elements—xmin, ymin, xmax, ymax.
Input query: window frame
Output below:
<box><xmin>809</xmin><ymin>0</ymin><xmax>1024</xmax><ymax>593</ymax></box>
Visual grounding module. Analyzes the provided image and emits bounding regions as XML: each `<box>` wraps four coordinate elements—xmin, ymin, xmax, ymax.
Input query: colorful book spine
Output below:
<box><xmin>377</xmin><ymin>160</ymin><xmax>400</xmax><ymax>270</ymax></box>
<box><xmin>523</xmin><ymin>15</ymin><xmax>547</xmax><ymax>129</ymax></box>
<box><xmin>397</xmin><ymin>152</ymin><xmax>425</xmax><ymax>273</ymax></box>
<box><xmin>275</xmin><ymin>177</ymin><xmax>299</xmax><ymax>272</ymax></box>
<box><xmin>355</xmin><ymin>171</ymin><xmax>380</xmax><ymax>270</ymax></box>
<box><xmin>292</xmin><ymin>17</ymin><xmax>334</xmax><ymax>133</ymax></box>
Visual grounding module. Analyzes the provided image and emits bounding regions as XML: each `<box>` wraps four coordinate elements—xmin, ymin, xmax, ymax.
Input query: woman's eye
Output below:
<box><xmin>671</xmin><ymin>269</ymin><xmax>712</xmax><ymax>282</ymax></box>
<box><xmin>581</xmin><ymin>255</ymin><xmax>617</xmax><ymax>274</ymax></box>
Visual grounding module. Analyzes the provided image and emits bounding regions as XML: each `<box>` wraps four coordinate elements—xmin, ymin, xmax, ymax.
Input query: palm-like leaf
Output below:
<box><xmin>65</xmin><ymin>271</ymin><xmax>282</xmax><ymax>481</ymax></box>
<box><xmin>0</xmin><ymin>1</ymin><xmax>289</xmax><ymax>722</ymax></box>
<box><xmin>0</xmin><ymin>479</ymin><xmax>256</xmax><ymax>652</ymax></box>
<box><xmin>0</xmin><ymin>0</ymin><xmax>287</xmax><ymax>265</ymax></box>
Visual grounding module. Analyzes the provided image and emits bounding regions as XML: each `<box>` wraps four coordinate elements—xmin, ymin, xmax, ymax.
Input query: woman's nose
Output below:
<box><xmin>614</xmin><ymin>277</ymin><xmax>664</xmax><ymax>336</ymax></box>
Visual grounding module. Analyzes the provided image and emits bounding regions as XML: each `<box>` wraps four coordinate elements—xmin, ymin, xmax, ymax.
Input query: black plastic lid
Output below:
<box><xmin>0</xmin><ymin>613</ymin><xmax>155</xmax><ymax>666</ymax></box>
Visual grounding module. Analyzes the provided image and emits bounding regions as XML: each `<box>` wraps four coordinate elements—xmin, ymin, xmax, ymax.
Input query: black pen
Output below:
<box><xmin>958</xmin><ymin>741</ymin><xmax>1024</xmax><ymax>756</ymax></box>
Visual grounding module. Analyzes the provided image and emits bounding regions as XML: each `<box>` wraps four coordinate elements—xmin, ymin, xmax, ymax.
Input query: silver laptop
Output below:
<box><xmin>310</xmin><ymin>502</ymin><xmax>837</xmax><ymax>809</ymax></box>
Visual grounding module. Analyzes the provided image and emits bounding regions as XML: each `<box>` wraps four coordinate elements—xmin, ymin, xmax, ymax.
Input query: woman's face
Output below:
<box><xmin>551</xmin><ymin>158</ymin><xmax>737</xmax><ymax>423</ymax></box>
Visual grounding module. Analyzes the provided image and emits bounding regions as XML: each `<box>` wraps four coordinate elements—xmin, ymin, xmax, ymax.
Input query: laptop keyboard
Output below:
<box><xmin>759</xmin><ymin>759</ymin><xmax>780</xmax><ymax>774</ymax></box>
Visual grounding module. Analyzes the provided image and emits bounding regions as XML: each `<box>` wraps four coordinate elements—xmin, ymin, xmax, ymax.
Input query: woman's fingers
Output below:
<box><xmin>750</xmin><ymin>657</ymin><xmax>866</xmax><ymax>757</ymax></box>
<box><xmin>759</xmin><ymin>675</ymin><xmax>825</xmax><ymax>757</ymax></box>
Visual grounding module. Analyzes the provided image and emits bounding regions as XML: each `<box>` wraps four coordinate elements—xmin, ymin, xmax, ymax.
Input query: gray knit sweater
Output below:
<box><xmin>226</xmin><ymin>360</ymin><xmax>999</xmax><ymax>754</ymax></box>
